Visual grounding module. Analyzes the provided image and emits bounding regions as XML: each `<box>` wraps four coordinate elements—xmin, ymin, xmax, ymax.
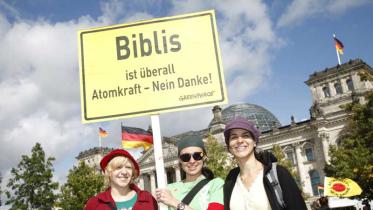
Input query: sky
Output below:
<box><xmin>1</xmin><ymin>0</ymin><xmax>373</xmax><ymax>202</ymax></box>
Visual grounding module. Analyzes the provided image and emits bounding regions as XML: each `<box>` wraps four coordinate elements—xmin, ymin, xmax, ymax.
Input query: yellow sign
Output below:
<box><xmin>324</xmin><ymin>177</ymin><xmax>362</xmax><ymax>197</ymax></box>
<box><xmin>78</xmin><ymin>10</ymin><xmax>227</xmax><ymax>123</ymax></box>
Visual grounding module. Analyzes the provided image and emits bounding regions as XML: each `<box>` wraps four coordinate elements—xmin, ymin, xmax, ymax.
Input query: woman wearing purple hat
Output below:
<box><xmin>84</xmin><ymin>149</ymin><xmax>158</xmax><ymax>210</ymax></box>
<box><xmin>223</xmin><ymin>118</ymin><xmax>307</xmax><ymax>210</ymax></box>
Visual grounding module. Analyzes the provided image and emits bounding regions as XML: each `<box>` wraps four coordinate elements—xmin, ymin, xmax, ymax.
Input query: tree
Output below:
<box><xmin>325</xmin><ymin>90</ymin><xmax>373</xmax><ymax>200</ymax></box>
<box><xmin>271</xmin><ymin>144</ymin><xmax>308</xmax><ymax>198</ymax></box>
<box><xmin>271</xmin><ymin>144</ymin><xmax>299</xmax><ymax>182</ymax></box>
<box><xmin>5</xmin><ymin>142</ymin><xmax>59</xmax><ymax>210</ymax></box>
<box><xmin>58</xmin><ymin>162</ymin><xmax>104</xmax><ymax>210</ymax></box>
<box><xmin>205</xmin><ymin>134</ymin><xmax>235</xmax><ymax>178</ymax></box>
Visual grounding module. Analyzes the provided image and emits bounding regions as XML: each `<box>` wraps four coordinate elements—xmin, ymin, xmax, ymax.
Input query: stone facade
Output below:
<box><xmin>76</xmin><ymin>58</ymin><xmax>373</xmax><ymax>199</ymax></box>
<box><xmin>75</xmin><ymin>147</ymin><xmax>115</xmax><ymax>171</ymax></box>
<box><xmin>135</xmin><ymin>59</ymin><xmax>373</xmax><ymax>197</ymax></box>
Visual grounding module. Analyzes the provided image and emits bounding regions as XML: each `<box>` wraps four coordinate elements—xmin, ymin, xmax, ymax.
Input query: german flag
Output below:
<box><xmin>334</xmin><ymin>37</ymin><xmax>344</xmax><ymax>54</ymax></box>
<box><xmin>99</xmin><ymin>127</ymin><xmax>108</xmax><ymax>138</ymax></box>
<box><xmin>122</xmin><ymin>126</ymin><xmax>153</xmax><ymax>151</ymax></box>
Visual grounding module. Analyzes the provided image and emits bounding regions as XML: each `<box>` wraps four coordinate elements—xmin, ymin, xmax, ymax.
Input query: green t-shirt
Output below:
<box><xmin>167</xmin><ymin>175</ymin><xmax>224</xmax><ymax>210</ymax></box>
<box><xmin>115</xmin><ymin>193</ymin><xmax>138</xmax><ymax>210</ymax></box>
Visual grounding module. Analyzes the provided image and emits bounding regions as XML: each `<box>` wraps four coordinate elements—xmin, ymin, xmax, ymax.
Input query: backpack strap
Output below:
<box><xmin>266</xmin><ymin>162</ymin><xmax>286</xmax><ymax>209</ymax></box>
<box><xmin>182</xmin><ymin>179</ymin><xmax>211</xmax><ymax>205</ymax></box>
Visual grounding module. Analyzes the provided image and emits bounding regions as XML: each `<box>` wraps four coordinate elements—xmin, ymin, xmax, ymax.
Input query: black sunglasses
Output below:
<box><xmin>179</xmin><ymin>152</ymin><xmax>204</xmax><ymax>162</ymax></box>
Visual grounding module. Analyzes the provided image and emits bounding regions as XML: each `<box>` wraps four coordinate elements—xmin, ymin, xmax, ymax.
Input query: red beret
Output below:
<box><xmin>100</xmin><ymin>149</ymin><xmax>140</xmax><ymax>178</ymax></box>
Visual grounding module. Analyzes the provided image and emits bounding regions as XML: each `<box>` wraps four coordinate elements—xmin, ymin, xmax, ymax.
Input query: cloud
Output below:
<box><xmin>0</xmin><ymin>6</ymin><xmax>101</xmax><ymax>197</ymax></box>
<box><xmin>98</xmin><ymin>0</ymin><xmax>164</xmax><ymax>24</ymax></box>
<box><xmin>0</xmin><ymin>79</ymin><xmax>39</xmax><ymax>122</ymax></box>
<box><xmin>277</xmin><ymin>0</ymin><xmax>372</xmax><ymax>27</ymax></box>
<box><xmin>1</xmin><ymin>112</ymin><xmax>91</xmax><ymax>169</ymax></box>
<box><xmin>0</xmin><ymin>110</ymin><xmax>94</xmax><ymax>191</ymax></box>
<box><xmin>170</xmin><ymin>0</ymin><xmax>278</xmax><ymax>104</ymax></box>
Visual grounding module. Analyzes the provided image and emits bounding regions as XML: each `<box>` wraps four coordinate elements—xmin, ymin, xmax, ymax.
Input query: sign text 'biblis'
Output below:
<box><xmin>116</xmin><ymin>30</ymin><xmax>181</xmax><ymax>60</ymax></box>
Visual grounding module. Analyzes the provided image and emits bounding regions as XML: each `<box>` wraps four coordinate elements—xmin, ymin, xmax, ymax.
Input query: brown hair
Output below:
<box><xmin>319</xmin><ymin>196</ymin><xmax>329</xmax><ymax>206</ymax></box>
<box><xmin>311</xmin><ymin>200</ymin><xmax>321</xmax><ymax>210</ymax></box>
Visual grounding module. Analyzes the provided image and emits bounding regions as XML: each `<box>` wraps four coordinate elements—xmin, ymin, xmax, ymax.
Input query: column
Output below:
<box><xmin>310</xmin><ymin>87</ymin><xmax>318</xmax><ymax>102</ymax></box>
<box><xmin>319</xmin><ymin>133</ymin><xmax>330</xmax><ymax>163</ymax></box>
<box><xmin>294</xmin><ymin>143</ymin><xmax>306</xmax><ymax>189</ymax></box>
<box><xmin>328</xmin><ymin>82</ymin><xmax>336</xmax><ymax>97</ymax></box>
<box><xmin>173</xmin><ymin>165</ymin><xmax>181</xmax><ymax>182</ymax></box>
<box><xmin>351</xmin><ymin>73</ymin><xmax>361</xmax><ymax>90</ymax></box>
<box><xmin>150</xmin><ymin>171</ymin><xmax>156</xmax><ymax>195</ymax></box>
<box><xmin>341</xmin><ymin>78</ymin><xmax>348</xmax><ymax>93</ymax></box>
<box><xmin>316</xmin><ymin>86</ymin><xmax>324</xmax><ymax>99</ymax></box>
<box><xmin>139</xmin><ymin>175</ymin><xmax>145</xmax><ymax>190</ymax></box>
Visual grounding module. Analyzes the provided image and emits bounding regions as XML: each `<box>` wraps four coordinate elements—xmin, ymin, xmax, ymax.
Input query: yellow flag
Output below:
<box><xmin>324</xmin><ymin>177</ymin><xmax>362</xmax><ymax>197</ymax></box>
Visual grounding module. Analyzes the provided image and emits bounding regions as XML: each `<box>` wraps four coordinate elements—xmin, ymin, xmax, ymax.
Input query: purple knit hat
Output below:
<box><xmin>224</xmin><ymin>117</ymin><xmax>260</xmax><ymax>145</ymax></box>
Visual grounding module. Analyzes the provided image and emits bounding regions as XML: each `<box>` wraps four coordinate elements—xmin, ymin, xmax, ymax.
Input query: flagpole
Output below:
<box><xmin>120</xmin><ymin>122</ymin><xmax>123</xmax><ymax>149</ymax></box>
<box><xmin>333</xmin><ymin>34</ymin><xmax>341</xmax><ymax>65</ymax></box>
<box><xmin>336</xmin><ymin>48</ymin><xmax>341</xmax><ymax>65</ymax></box>
<box><xmin>99</xmin><ymin>132</ymin><xmax>102</xmax><ymax>148</ymax></box>
<box><xmin>324</xmin><ymin>176</ymin><xmax>327</xmax><ymax>197</ymax></box>
<box><xmin>151</xmin><ymin>114</ymin><xmax>167</xmax><ymax>210</ymax></box>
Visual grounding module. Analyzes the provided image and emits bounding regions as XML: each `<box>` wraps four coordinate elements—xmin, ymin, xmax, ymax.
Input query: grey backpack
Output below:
<box><xmin>266</xmin><ymin>162</ymin><xmax>286</xmax><ymax>209</ymax></box>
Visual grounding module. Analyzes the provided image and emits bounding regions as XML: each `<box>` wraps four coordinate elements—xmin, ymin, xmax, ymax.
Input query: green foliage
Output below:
<box><xmin>58</xmin><ymin>162</ymin><xmax>104</xmax><ymax>210</ymax></box>
<box><xmin>271</xmin><ymin>144</ymin><xmax>299</xmax><ymax>182</ymax></box>
<box><xmin>205</xmin><ymin>134</ymin><xmax>235</xmax><ymax>179</ymax></box>
<box><xmin>271</xmin><ymin>144</ymin><xmax>308</xmax><ymax>197</ymax></box>
<box><xmin>325</xmin><ymin>90</ymin><xmax>373</xmax><ymax>200</ymax></box>
<box><xmin>359</xmin><ymin>71</ymin><xmax>373</xmax><ymax>82</ymax></box>
<box><xmin>5</xmin><ymin>142</ymin><xmax>59</xmax><ymax>210</ymax></box>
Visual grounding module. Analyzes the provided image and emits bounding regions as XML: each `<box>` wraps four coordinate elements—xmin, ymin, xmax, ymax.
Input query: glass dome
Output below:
<box><xmin>213</xmin><ymin>103</ymin><xmax>281</xmax><ymax>132</ymax></box>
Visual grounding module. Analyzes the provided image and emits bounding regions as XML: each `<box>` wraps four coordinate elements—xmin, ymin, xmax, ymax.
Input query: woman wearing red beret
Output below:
<box><xmin>84</xmin><ymin>149</ymin><xmax>158</xmax><ymax>210</ymax></box>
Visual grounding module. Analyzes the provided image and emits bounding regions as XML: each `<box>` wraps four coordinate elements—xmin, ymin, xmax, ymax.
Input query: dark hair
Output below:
<box><xmin>201</xmin><ymin>167</ymin><xmax>214</xmax><ymax>180</ymax></box>
<box><xmin>254</xmin><ymin>150</ymin><xmax>278</xmax><ymax>163</ymax></box>
<box><xmin>319</xmin><ymin>196</ymin><xmax>329</xmax><ymax>206</ymax></box>
<box><xmin>311</xmin><ymin>200</ymin><xmax>321</xmax><ymax>210</ymax></box>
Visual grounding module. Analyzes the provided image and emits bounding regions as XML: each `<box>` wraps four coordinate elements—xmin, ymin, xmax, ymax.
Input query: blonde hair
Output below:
<box><xmin>103</xmin><ymin>156</ymin><xmax>138</xmax><ymax>188</ymax></box>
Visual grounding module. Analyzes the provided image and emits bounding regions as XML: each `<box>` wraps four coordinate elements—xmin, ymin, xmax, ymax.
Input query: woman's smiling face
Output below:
<box><xmin>179</xmin><ymin>146</ymin><xmax>204</xmax><ymax>177</ymax></box>
<box><xmin>228</xmin><ymin>128</ymin><xmax>256</xmax><ymax>159</ymax></box>
<box><xmin>109</xmin><ymin>159</ymin><xmax>134</xmax><ymax>188</ymax></box>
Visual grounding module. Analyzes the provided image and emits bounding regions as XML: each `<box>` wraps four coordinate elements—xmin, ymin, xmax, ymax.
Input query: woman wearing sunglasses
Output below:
<box><xmin>223</xmin><ymin>118</ymin><xmax>307</xmax><ymax>210</ymax></box>
<box><xmin>156</xmin><ymin>136</ymin><xmax>224</xmax><ymax>210</ymax></box>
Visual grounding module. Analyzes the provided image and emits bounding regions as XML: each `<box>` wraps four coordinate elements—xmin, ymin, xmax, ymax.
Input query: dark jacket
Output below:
<box><xmin>224</xmin><ymin>151</ymin><xmax>307</xmax><ymax>210</ymax></box>
<box><xmin>319</xmin><ymin>206</ymin><xmax>331</xmax><ymax>210</ymax></box>
<box><xmin>84</xmin><ymin>184</ymin><xmax>158</xmax><ymax>210</ymax></box>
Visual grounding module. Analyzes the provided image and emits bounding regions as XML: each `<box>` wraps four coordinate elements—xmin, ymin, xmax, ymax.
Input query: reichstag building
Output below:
<box><xmin>77</xmin><ymin>58</ymin><xmax>373</xmax><ymax>198</ymax></box>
